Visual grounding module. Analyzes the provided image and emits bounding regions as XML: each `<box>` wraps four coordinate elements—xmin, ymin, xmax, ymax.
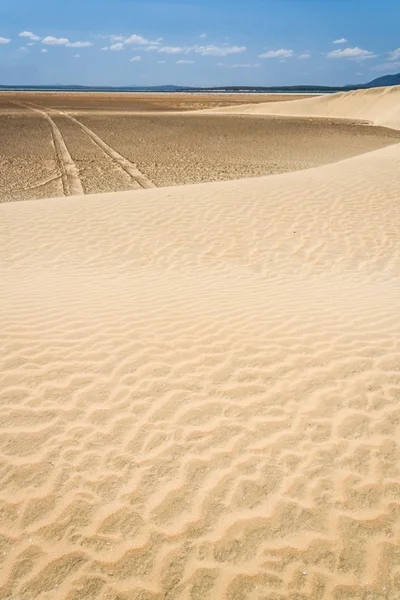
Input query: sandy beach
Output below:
<box><xmin>1</xmin><ymin>86</ymin><xmax>400</xmax><ymax>599</ymax></box>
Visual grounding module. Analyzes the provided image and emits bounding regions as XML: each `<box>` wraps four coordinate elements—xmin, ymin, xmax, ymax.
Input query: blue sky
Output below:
<box><xmin>0</xmin><ymin>0</ymin><xmax>399</xmax><ymax>87</ymax></box>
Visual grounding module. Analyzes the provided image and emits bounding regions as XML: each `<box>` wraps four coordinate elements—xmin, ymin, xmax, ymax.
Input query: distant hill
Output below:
<box><xmin>362</xmin><ymin>73</ymin><xmax>400</xmax><ymax>88</ymax></box>
<box><xmin>0</xmin><ymin>74</ymin><xmax>399</xmax><ymax>94</ymax></box>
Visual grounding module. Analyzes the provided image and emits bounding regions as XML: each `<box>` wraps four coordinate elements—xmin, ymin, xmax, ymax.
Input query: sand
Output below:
<box><xmin>1</xmin><ymin>86</ymin><xmax>400</xmax><ymax>599</ymax></box>
<box><xmin>74</xmin><ymin>114</ymin><xmax>400</xmax><ymax>190</ymax></box>
<box><xmin>0</xmin><ymin>92</ymin><xmax>316</xmax><ymax>113</ymax></box>
<box><xmin>1</xmin><ymin>92</ymin><xmax>400</xmax><ymax>201</ymax></box>
<box><xmin>206</xmin><ymin>85</ymin><xmax>400</xmax><ymax>131</ymax></box>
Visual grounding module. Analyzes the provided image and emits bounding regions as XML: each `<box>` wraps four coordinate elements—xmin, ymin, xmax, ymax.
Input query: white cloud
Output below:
<box><xmin>73</xmin><ymin>53</ymin><xmax>80</xmax><ymax>58</ymax></box>
<box><xmin>68</xmin><ymin>41</ymin><xmax>92</xmax><ymax>48</ymax></box>
<box><xmin>157</xmin><ymin>60</ymin><xmax>167</xmax><ymax>64</ymax></box>
<box><xmin>388</xmin><ymin>48</ymin><xmax>400</xmax><ymax>60</ymax></box>
<box><xmin>18</xmin><ymin>46</ymin><xmax>28</xmax><ymax>52</ymax></box>
<box><xmin>177</xmin><ymin>59</ymin><xmax>194</xmax><ymax>64</ymax></box>
<box><xmin>27</xmin><ymin>42</ymin><xmax>35</xmax><ymax>46</ymax></box>
<box><xmin>124</xmin><ymin>34</ymin><xmax>162</xmax><ymax>46</ymax></box>
<box><xmin>200</xmin><ymin>33</ymin><xmax>207</xmax><ymax>39</ymax></box>
<box><xmin>194</xmin><ymin>44</ymin><xmax>246</xmax><ymax>56</ymax></box>
<box><xmin>298</xmin><ymin>52</ymin><xmax>311</xmax><ymax>59</ymax></box>
<box><xmin>42</xmin><ymin>36</ymin><xmax>69</xmax><ymax>45</ymax></box>
<box><xmin>259</xmin><ymin>49</ymin><xmax>293</xmax><ymax>58</ymax></box>
<box><xmin>0</xmin><ymin>37</ymin><xmax>11</xmax><ymax>44</ymax></box>
<box><xmin>125</xmin><ymin>34</ymin><xmax>147</xmax><ymax>45</ymax></box>
<box><xmin>231</xmin><ymin>63</ymin><xmax>261</xmax><ymax>68</ymax></box>
<box><xmin>129</xmin><ymin>55</ymin><xmax>141</xmax><ymax>62</ymax></box>
<box><xmin>147</xmin><ymin>45</ymin><xmax>184</xmax><ymax>54</ymax></box>
<box><xmin>42</xmin><ymin>36</ymin><xmax>92</xmax><ymax>48</ymax></box>
<box><xmin>97</xmin><ymin>34</ymin><xmax>125</xmax><ymax>42</ymax></box>
<box><xmin>102</xmin><ymin>42</ymin><xmax>129</xmax><ymax>51</ymax></box>
<box><xmin>333</xmin><ymin>38</ymin><xmax>347</xmax><ymax>44</ymax></box>
<box><xmin>41</xmin><ymin>48</ymin><xmax>48</xmax><ymax>53</ymax></box>
<box><xmin>19</xmin><ymin>31</ymin><xmax>40</xmax><ymax>41</ymax></box>
<box><xmin>145</xmin><ymin>43</ymin><xmax>246</xmax><ymax>57</ymax></box>
<box><xmin>327</xmin><ymin>47</ymin><xmax>377</xmax><ymax>60</ymax></box>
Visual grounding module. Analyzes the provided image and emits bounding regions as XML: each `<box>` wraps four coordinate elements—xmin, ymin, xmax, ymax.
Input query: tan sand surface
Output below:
<box><xmin>1</xmin><ymin>93</ymin><xmax>400</xmax><ymax>201</ymax></box>
<box><xmin>209</xmin><ymin>85</ymin><xmax>400</xmax><ymax>131</ymax></box>
<box><xmin>76</xmin><ymin>114</ymin><xmax>400</xmax><ymax>189</ymax></box>
<box><xmin>1</xmin><ymin>87</ymin><xmax>400</xmax><ymax>599</ymax></box>
<box><xmin>0</xmin><ymin>92</ymin><xmax>315</xmax><ymax>114</ymax></box>
<box><xmin>0</xmin><ymin>112</ymin><xmax>63</xmax><ymax>200</ymax></box>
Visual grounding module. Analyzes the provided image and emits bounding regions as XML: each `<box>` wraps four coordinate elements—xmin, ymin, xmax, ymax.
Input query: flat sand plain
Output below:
<box><xmin>1</xmin><ymin>87</ymin><xmax>400</xmax><ymax>599</ymax></box>
<box><xmin>1</xmin><ymin>92</ymin><xmax>400</xmax><ymax>200</ymax></box>
<box><xmin>0</xmin><ymin>91</ymin><xmax>315</xmax><ymax>112</ymax></box>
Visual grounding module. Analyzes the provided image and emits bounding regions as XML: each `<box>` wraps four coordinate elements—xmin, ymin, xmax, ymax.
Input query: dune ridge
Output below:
<box><xmin>208</xmin><ymin>85</ymin><xmax>400</xmax><ymax>131</ymax></box>
<box><xmin>1</xmin><ymin>87</ymin><xmax>400</xmax><ymax>599</ymax></box>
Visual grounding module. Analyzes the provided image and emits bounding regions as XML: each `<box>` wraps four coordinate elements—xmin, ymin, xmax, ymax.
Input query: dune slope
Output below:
<box><xmin>1</xmin><ymin>89</ymin><xmax>400</xmax><ymax>599</ymax></box>
<box><xmin>210</xmin><ymin>85</ymin><xmax>400</xmax><ymax>131</ymax></box>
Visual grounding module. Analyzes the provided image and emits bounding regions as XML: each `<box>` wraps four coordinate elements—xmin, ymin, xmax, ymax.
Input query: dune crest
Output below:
<box><xmin>1</xmin><ymin>88</ymin><xmax>400</xmax><ymax>599</ymax></box>
<box><xmin>210</xmin><ymin>85</ymin><xmax>400</xmax><ymax>131</ymax></box>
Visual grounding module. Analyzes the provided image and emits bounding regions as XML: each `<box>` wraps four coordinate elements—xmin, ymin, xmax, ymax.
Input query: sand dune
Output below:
<box><xmin>1</xmin><ymin>88</ymin><xmax>400</xmax><ymax>599</ymax></box>
<box><xmin>210</xmin><ymin>85</ymin><xmax>400</xmax><ymax>131</ymax></box>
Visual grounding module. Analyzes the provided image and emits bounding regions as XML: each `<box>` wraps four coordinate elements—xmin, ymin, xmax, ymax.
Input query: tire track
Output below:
<box><xmin>56</xmin><ymin>110</ymin><xmax>155</xmax><ymax>190</ymax></box>
<box><xmin>17</xmin><ymin>174</ymin><xmax>62</xmax><ymax>192</ymax></box>
<box><xmin>15</xmin><ymin>102</ymin><xmax>84</xmax><ymax>197</ymax></box>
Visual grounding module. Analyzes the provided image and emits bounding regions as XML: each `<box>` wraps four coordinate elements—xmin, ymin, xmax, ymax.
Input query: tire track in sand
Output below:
<box><xmin>15</xmin><ymin>102</ymin><xmax>84</xmax><ymax>197</ymax></box>
<box><xmin>55</xmin><ymin>110</ymin><xmax>155</xmax><ymax>190</ymax></box>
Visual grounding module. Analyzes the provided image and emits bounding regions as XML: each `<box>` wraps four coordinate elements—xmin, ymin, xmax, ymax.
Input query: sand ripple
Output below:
<box><xmin>1</xmin><ymin>124</ymin><xmax>400</xmax><ymax>597</ymax></box>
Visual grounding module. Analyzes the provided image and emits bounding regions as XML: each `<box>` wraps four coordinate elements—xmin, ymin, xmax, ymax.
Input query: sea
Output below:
<box><xmin>0</xmin><ymin>85</ymin><xmax>342</xmax><ymax>94</ymax></box>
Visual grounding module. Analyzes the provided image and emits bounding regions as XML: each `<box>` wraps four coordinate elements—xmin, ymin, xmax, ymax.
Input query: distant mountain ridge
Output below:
<box><xmin>0</xmin><ymin>74</ymin><xmax>398</xmax><ymax>93</ymax></box>
<box><xmin>362</xmin><ymin>73</ymin><xmax>400</xmax><ymax>88</ymax></box>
